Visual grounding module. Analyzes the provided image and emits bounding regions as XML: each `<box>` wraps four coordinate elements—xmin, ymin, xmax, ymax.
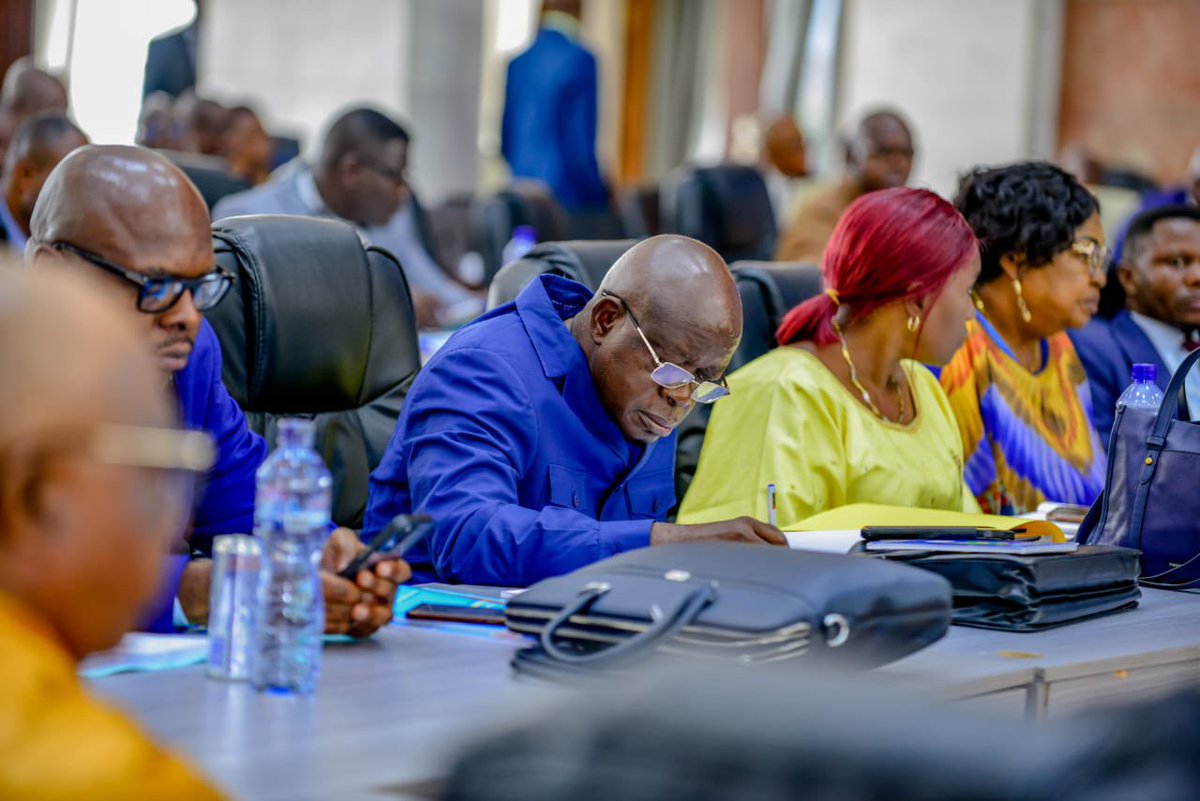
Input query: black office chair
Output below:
<box><xmin>469</xmin><ymin>181</ymin><xmax>572</xmax><ymax>286</ymax></box>
<box><xmin>729</xmin><ymin>260</ymin><xmax>824</xmax><ymax>371</ymax></box>
<box><xmin>673</xmin><ymin>260</ymin><xmax>823</xmax><ymax>510</ymax></box>
<box><xmin>486</xmin><ymin>239</ymin><xmax>638</xmax><ymax>310</ymax></box>
<box><xmin>160</xmin><ymin>150</ymin><xmax>251</xmax><ymax>211</ymax></box>
<box><xmin>660</xmin><ymin>165</ymin><xmax>777</xmax><ymax>263</ymax></box>
<box><xmin>617</xmin><ymin>184</ymin><xmax>662</xmax><ymax>239</ymax></box>
<box><xmin>205</xmin><ymin>215</ymin><xmax>421</xmax><ymax>528</ymax></box>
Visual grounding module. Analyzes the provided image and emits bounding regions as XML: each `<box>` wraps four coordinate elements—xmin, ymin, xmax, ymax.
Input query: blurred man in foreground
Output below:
<box><xmin>0</xmin><ymin>268</ymin><xmax>224</xmax><ymax>799</ymax></box>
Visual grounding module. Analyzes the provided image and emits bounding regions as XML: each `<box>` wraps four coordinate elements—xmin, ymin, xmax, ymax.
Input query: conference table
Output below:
<box><xmin>90</xmin><ymin>588</ymin><xmax>1200</xmax><ymax>801</ymax></box>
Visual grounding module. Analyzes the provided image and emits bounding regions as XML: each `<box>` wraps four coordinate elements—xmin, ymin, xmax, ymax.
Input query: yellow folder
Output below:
<box><xmin>787</xmin><ymin>503</ymin><xmax>1067</xmax><ymax>543</ymax></box>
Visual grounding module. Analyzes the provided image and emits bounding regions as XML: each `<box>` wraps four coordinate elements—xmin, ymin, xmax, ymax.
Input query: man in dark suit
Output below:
<box><xmin>142</xmin><ymin>2</ymin><xmax>199</xmax><ymax>99</ymax></box>
<box><xmin>501</xmin><ymin>0</ymin><xmax>608</xmax><ymax>213</ymax></box>
<box><xmin>1071</xmin><ymin>205</ymin><xmax>1200</xmax><ymax>441</ymax></box>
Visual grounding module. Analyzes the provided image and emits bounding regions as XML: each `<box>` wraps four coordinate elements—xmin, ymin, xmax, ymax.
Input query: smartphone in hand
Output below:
<box><xmin>338</xmin><ymin>514</ymin><xmax>433</xmax><ymax>580</ymax></box>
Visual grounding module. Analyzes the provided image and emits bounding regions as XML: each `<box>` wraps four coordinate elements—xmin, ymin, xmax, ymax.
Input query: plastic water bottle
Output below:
<box><xmin>501</xmin><ymin>225</ymin><xmax>537</xmax><ymax>266</ymax></box>
<box><xmin>1116</xmin><ymin>363</ymin><xmax>1165</xmax><ymax>411</ymax></box>
<box><xmin>250</xmin><ymin>418</ymin><xmax>332</xmax><ymax>696</ymax></box>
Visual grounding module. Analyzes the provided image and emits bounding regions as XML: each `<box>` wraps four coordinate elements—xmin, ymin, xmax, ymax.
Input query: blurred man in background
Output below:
<box><xmin>761</xmin><ymin>115</ymin><xmax>809</xmax><ymax>228</ymax></box>
<box><xmin>502</xmin><ymin>0</ymin><xmax>608</xmax><ymax>216</ymax></box>
<box><xmin>775</xmin><ymin>109</ymin><xmax>914</xmax><ymax>263</ymax></box>
<box><xmin>143</xmin><ymin>0</ymin><xmax>200</xmax><ymax>99</ymax></box>
<box><xmin>214</xmin><ymin>106</ymin><xmax>481</xmax><ymax>327</ymax></box>
<box><xmin>0</xmin><ymin>113</ymin><xmax>88</xmax><ymax>255</ymax></box>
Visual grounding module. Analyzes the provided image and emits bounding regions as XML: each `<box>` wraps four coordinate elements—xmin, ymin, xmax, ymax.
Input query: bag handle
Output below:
<box><xmin>1125</xmin><ymin>348</ymin><xmax>1200</xmax><ymax>547</ymax></box>
<box><xmin>539</xmin><ymin>580</ymin><xmax>717</xmax><ymax>665</ymax></box>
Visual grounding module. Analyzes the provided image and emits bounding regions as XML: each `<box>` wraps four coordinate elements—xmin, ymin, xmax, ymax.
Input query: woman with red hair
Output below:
<box><xmin>678</xmin><ymin>187</ymin><xmax>980</xmax><ymax>528</ymax></box>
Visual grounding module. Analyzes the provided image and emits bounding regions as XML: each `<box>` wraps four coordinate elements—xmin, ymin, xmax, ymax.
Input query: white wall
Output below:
<box><xmin>202</xmin><ymin>0</ymin><xmax>482</xmax><ymax>203</ymax></box>
<box><xmin>837</xmin><ymin>0</ymin><xmax>1063</xmax><ymax>197</ymax></box>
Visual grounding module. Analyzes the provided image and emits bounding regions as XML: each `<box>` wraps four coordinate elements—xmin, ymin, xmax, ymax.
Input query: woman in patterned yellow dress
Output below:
<box><xmin>942</xmin><ymin>163</ymin><xmax>1109</xmax><ymax>514</ymax></box>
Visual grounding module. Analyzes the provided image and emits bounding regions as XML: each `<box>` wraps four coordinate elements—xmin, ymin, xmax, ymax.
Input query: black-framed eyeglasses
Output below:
<box><xmin>52</xmin><ymin>242</ymin><xmax>233</xmax><ymax>313</ymax></box>
<box><xmin>1069</xmin><ymin>238</ymin><xmax>1112</xmax><ymax>279</ymax></box>
<box><xmin>600</xmin><ymin>290</ymin><xmax>729</xmax><ymax>404</ymax></box>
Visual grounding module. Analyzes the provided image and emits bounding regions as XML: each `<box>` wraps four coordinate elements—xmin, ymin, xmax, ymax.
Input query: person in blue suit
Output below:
<box><xmin>365</xmin><ymin>235</ymin><xmax>785</xmax><ymax>587</ymax></box>
<box><xmin>1071</xmin><ymin>205</ymin><xmax>1200</xmax><ymax>442</ymax></box>
<box><xmin>501</xmin><ymin>0</ymin><xmax>608</xmax><ymax>212</ymax></box>
<box><xmin>142</xmin><ymin>6</ymin><xmax>198</xmax><ymax>100</ymax></box>
<box><xmin>26</xmin><ymin>145</ymin><xmax>408</xmax><ymax>635</ymax></box>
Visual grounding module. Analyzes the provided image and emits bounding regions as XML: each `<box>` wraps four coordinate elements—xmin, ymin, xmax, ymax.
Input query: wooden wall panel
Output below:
<box><xmin>1058</xmin><ymin>0</ymin><xmax>1200</xmax><ymax>184</ymax></box>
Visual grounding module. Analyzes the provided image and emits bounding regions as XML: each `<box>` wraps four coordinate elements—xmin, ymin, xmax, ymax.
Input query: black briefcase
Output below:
<box><xmin>860</xmin><ymin>545</ymin><xmax>1141</xmax><ymax>631</ymax></box>
<box><xmin>504</xmin><ymin>542</ymin><xmax>952</xmax><ymax>673</ymax></box>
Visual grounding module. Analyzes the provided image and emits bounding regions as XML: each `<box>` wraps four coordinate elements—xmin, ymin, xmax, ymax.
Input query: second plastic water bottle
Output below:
<box><xmin>251</xmin><ymin>418</ymin><xmax>332</xmax><ymax>696</ymax></box>
<box><xmin>1116</xmin><ymin>363</ymin><xmax>1165</xmax><ymax>412</ymax></box>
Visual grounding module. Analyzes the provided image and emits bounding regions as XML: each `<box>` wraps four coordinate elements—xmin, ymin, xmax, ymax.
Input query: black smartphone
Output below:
<box><xmin>860</xmin><ymin>526</ymin><xmax>1015</xmax><ymax>542</ymax></box>
<box><xmin>338</xmin><ymin>514</ymin><xmax>433</xmax><ymax>580</ymax></box>
<box><xmin>406</xmin><ymin>604</ymin><xmax>507</xmax><ymax>626</ymax></box>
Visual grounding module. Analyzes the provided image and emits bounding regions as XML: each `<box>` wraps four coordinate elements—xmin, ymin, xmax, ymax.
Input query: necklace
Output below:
<box><xmin>833</xmin><ymin>322</ymin><xmax>906</xmax><ymax>423</ymax></box>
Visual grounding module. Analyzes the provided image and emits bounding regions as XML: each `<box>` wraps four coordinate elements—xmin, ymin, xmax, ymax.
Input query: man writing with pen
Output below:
<box><xmin>26</xmin><ymin>144</ymin><xmax>410</xmax><ymax>635</ymax></box>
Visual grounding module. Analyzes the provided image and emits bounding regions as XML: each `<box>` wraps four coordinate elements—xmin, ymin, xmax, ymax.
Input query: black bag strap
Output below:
<box><xmin>1126</xmin><ymin>348</ymin><xmax>1200</xmax><ymax>548</ymax></box>
<box><xmin>538</xmin><ymin>580</ymin><xmax>717</xmax><ymax>666</ymax></box>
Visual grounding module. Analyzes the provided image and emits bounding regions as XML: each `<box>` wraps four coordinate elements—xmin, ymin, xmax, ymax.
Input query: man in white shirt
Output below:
<box><xmin>213</xmin><ymin>107</ymin><xmax>481</xmax><ymax>328</ymax></box>
<box><xmin>1072</xmin><ymin>205</ymin><xmax>1200</xmax><ymax>440</ymax></box>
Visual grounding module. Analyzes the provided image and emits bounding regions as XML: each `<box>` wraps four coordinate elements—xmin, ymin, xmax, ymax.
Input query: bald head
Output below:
<box><xmin>30</xmin><ymin>144</ymin><xmax>210</xmax><ymax>268</ymax></box>
<box><xmin>576</xmin><ymin>236</ymin><xmax>741</xmax><ymax>443</ymax></box>
<box><xmin>847</xmin><ymin>109</ymin><xmax>914</xmax><ymax>193</ymax></box>
<box><xmin>0</xmin><ymin>58</ymin><xmax>68</xmax><ymax>120</ymax></box>
<box><xmin>764</xmin><ymin>116</ymin><xmax>807</xmax><ymax>178</ymax></box>
<box><xmin>0</xmin><ymin>268</ymin><xmax>176</xmax><ymax>659</ymax></box>
<box><xmin>599</xmin><ymin>235</ymin><xmax>742</xmax><ymax>338</ymax></box>
<box><xmin>28</xmin><ymin>145</ymin><xmax>215</xmax><ymax>375</ymax></box>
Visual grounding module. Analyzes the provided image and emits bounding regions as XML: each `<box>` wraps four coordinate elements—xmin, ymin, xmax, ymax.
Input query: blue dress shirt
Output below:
<box><xmin>364</xmin><ymin>275</ymin><xmax>676</xmax><ymax>586</ymax></box>
<box><xmin>141</xmin><ymin>320</ymin><xmax>267</xmax><ymax>632</ymax></box>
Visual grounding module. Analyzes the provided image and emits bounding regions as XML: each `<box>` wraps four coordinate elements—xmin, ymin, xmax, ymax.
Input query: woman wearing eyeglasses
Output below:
<box><xmin>678</xmin><ymin>187</ymin><xmax>981</xmax><ymax>529</ymax></box>
<box><xmin>941</xmin><ymin>162</ymin><xmax>1108</xmax><ymax>515</ymax></box>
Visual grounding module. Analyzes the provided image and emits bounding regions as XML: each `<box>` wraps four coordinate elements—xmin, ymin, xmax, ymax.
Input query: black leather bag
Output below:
<box><xmin>1078</xmin><ymin>349</ymin><xmax>1200</xmax><ymax>589</ymax></box>
<box><xmin>862</xmin><ymin>545</ymin><xmax>1141</xmax><ymax>631</ymax></box>
<box><xmin>504</xmin><ymin>542</ymin><xmax>952</xmax><ymax>673</ymax></box>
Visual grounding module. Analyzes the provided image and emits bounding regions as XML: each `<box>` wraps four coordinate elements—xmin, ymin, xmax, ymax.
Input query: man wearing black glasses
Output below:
<box><xmin>365</xmin><ymin>235</ymin><xmax>785</xmax><ymax>588</ymax></box>
<box><xmin>26</xmin><ymin>145</ymin><xmax>408</xmax><ymax>637</ymax></box>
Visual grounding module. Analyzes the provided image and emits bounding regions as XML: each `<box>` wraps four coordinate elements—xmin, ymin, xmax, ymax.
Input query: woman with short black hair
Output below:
<box><xmin>941</xmin><ymin>162</ymin><xmax>1108</xmax><ymax>514</ymax></box>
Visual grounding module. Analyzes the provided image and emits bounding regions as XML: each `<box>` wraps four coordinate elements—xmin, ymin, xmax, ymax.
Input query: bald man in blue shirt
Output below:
<box><xmin>27</xmin><ymin>145</ymin><xmax>408</xmax><ymax>635</ymax></box>
<box><xmin>365</xmin><ymin>235</ymin><xmax>784</xmax><ymax>586</ymax></box>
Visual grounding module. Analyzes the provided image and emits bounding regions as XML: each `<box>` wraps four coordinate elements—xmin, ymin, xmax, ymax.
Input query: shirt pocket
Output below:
<box><xmin>547</xmin><ymin>464</ymin><xmax>592</xmax><ymax>513</ymax></box>
<box><xmin>624</xmin><ymin>471</ymin><xmax>675</xmax><ymax>519</ymax></box>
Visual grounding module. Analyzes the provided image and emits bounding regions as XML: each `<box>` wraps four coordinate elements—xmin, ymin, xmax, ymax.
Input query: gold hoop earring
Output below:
<box><xmin>1012</xmin><ymin>279</ymin><xmax>1032</xmax><ymax>323</ymax></box>
<box><xmin>906</xmin><ymin>314</ymin><xmax>921</xmax><ymax>333</ymax></box>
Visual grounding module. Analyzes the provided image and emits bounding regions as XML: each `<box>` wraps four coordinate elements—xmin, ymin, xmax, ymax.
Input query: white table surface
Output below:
<box><xmin>90</xmin><ymin>588</ymin><xmax>1200</xmax><ymax>799</ymax></box>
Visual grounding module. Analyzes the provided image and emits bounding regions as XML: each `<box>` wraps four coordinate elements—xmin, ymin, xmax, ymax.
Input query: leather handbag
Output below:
<box><xmin>1078</xmin><ymin>349</ymin><xmax>1200</xmax><ymax>589</ymax></box>
<box><xmin>504</xmin><ymin>542</ymin><xmax>953</xmax><ymax>673</ymax></box>
<box><xmin>860</xmin><ymin>545</ymin><xmax>1141</xmax><ymax>631</ymax></box>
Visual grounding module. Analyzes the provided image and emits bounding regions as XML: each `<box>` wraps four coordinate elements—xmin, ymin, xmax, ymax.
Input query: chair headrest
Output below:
<box><xmin>731</xmin><ymin>260</ymin><xmax>824</xmax><ymax>322</ymax></box>
<box><xmin>486</xmin><ymin>239</ymin><xmax>638</xmax><ymax>309</ymax></box>
<box><xmin>662</xmin><ymin>166</ymin><xmax>776</xmax><ymax>259</ymax></box>
<box><xmin>207</xmin><ymin>214</ymin><xmax>420</xmax><ymax>414</ymax></box>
